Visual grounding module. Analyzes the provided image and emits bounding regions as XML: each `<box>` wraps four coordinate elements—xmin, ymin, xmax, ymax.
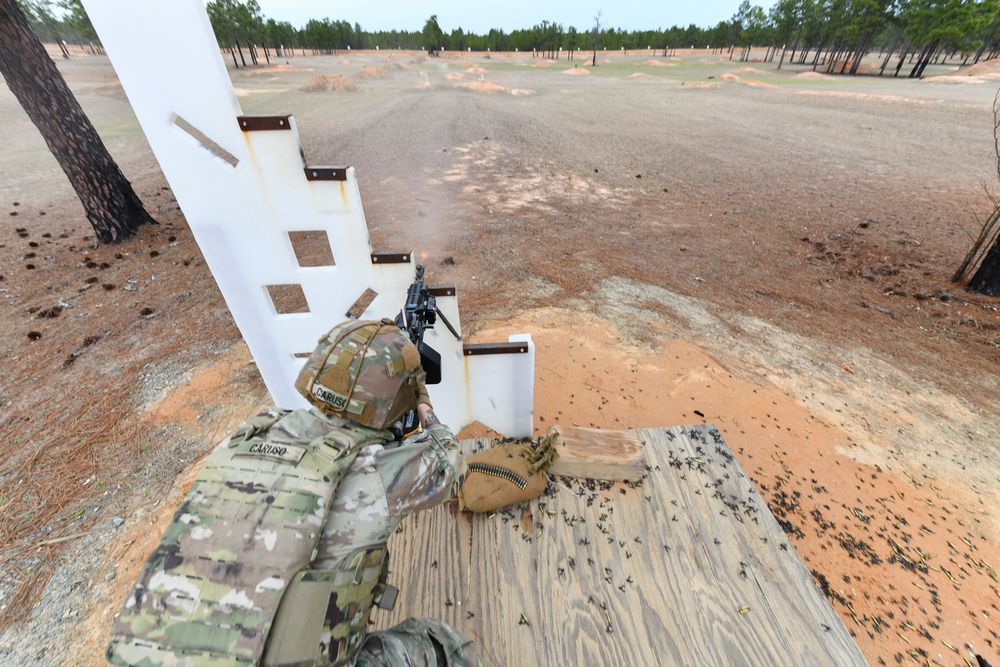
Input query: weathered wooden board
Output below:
<box><xmin>375</xmin><ymin>425</ymin><xmax>869</xmax><ymax>667</ymax></box>
<box><xmin>546</xmin><ymin>425</ymin><xmax>647</xmax><ymax>482</ymax></box>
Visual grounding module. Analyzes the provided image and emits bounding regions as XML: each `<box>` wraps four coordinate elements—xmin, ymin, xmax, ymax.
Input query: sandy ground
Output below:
<box><xmin>1</xmin><ymin>48</ymin><xmax>999</xmax><ymax>666</ymax></box>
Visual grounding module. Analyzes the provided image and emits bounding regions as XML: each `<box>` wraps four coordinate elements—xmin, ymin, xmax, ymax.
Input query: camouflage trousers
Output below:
<box><xmin>353</xmin><ymin>618</ymin><xmax>485</xmax><ymax>667</ymax></box>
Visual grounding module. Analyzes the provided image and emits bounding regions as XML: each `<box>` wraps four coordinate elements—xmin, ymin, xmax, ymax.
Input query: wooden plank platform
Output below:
<box><xmin>375</xmin><ymin>425</ymin><xmax>869</xmax><ymax>667</ymax></box>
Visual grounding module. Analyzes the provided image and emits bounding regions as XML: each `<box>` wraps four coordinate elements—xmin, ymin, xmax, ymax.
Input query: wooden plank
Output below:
<box><xmin>374</xmin><ymin>425</ymin><xmax>869</xmax><ymax>667</ymax></box>
<box><xmin>546</xmin><ymin>425</ymin><xmax>646</xmax><ymax>482</ymax></box>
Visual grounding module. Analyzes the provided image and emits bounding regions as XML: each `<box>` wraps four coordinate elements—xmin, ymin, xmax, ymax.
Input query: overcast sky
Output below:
<box><xmin>254</xmin><ymin>1</ymin><xmax>746</xmax><ymax>34</ymax></box>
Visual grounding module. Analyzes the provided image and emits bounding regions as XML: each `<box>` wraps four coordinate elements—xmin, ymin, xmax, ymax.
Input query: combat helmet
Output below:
<box><xmin>295</xmin><ymin>319</ymin><xmax>424</xmax><ymax>429</ymax></box>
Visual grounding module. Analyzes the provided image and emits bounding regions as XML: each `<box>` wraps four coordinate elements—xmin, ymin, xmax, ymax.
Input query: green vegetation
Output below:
<box><xmin>15</xmin><ymin>0</ymin><xmax>98</xmax><ymax>56</ymax></box>
<box><xmin>195</xmin><ymin>0</ymin><xmax>1000</xmax><ymax>78</ymax></box>
<box><xmin>16</xmin><ymin>0</ymin><xmax>1000</xmax><ymax>77</ymax></box>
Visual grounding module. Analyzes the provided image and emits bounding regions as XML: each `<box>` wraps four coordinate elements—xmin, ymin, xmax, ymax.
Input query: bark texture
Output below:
<box><xmin>967</xmin><ymin>238</ymin><xmax>1000</xmax><ymax>296</ymax></box>
<box><xmin>0</xmin><ymin>0</ymin><xmax>153</xmax><ymax>243</ymax></box>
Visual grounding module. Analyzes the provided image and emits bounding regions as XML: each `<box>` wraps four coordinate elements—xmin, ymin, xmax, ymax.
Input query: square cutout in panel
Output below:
<box><xmin>288</xmin><ymin>230</ymin><xmax>335</xmax><ymax>267</ymax></box>
<box><xmin>266</xmin><ymin>284</ymin><xmax>309</xmax><ymax>314</ymax></box>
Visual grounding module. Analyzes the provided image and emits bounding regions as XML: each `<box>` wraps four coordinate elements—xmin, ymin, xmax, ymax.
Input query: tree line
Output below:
<box><xmin>198</xmin><ymin>0</ymin><xmax>1000</xmax><ymax>78</ymax></box>
<box><xmin>16</xmin><ymin>0</ymin><xmax>99</xmax><ymax>56</ymax></box>
<box><xmin>16</xmin><ymin>0</ymin><xmax>1000</xmax><ymax>77</ymax></box>
<box><xmin>732</xmin><ymin>0</ymin><xmax>1000</xmax><ymax>77</ymax></box>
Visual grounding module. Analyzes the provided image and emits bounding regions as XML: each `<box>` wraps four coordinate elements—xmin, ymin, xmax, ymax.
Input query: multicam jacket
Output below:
<box><xmin>107</xmin><ymin>407</ymin><xmax>466</xmax><ymax>667</ymax></box>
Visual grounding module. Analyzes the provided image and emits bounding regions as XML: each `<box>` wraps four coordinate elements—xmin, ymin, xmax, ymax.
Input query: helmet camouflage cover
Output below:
<box><xmin>295</xmin><ymin>319</ymin><xmax>423</xmax><ymax>429</ymax></box>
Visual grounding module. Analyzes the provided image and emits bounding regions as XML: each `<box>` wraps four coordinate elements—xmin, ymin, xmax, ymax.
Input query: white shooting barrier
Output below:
<box><xmin>82</xmin><ymin>0</ymin><xmax>534</xmax><ymax>436</ymax></box>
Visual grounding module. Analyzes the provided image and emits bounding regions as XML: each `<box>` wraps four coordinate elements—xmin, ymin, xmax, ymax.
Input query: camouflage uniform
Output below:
<box><xmin>314</xmin><ymin>416</ymin><xmax>478</xmax><ymax>667</ymax></box>
<box><xmin>107</xmin><ymin>320</ymin><xmax>483</xmax><ymax>667</ymax></box>
<box><xmin>258</xmin><ymin>407</ymin><xmax>479</xmax><ymax>667</ymax></box>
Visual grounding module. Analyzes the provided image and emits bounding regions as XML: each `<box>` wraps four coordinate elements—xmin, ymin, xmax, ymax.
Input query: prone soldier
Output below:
<box><xmin>107</xmin><ymin>310</ymin><xmax>554</xmax><ymax>666</ymax></box>
<box><xmin>107</xmin><ymin>319</ymin><xmax>482</xmax><ymax>666</ymax></box>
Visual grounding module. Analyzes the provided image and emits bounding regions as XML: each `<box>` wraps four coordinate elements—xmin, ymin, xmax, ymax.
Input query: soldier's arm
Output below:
<box><xmin>381</xmin><ymin>405</ymin><xmax>466</xmax><ymax>517</ymax></box>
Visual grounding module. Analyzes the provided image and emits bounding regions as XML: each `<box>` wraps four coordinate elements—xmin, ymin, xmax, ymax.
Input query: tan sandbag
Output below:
<box><xmin>458</xmin><ymin>435</ymin><xmax>557</xmax><ymax>513</ymax></box>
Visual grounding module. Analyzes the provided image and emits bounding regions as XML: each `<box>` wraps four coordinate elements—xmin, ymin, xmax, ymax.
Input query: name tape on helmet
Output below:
<box><xmin>312</xmin><ymin>382</ymin><xmax>349</xmax><ymax>410</ymax></box>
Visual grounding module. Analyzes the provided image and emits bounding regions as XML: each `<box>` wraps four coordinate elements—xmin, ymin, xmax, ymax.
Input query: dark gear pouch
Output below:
<box><xmin>262</xmin><ymin>547</ymin><xmax>388</xmax><ymax>667</ymax></box>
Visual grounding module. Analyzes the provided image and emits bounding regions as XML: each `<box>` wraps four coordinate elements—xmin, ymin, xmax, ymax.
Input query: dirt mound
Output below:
<box><xmin>923</xmin><ymin>74</ymin><xmax>992</xmax><ymax>84</ymax></box>
<box><xmin>956</xmin><ymin>58</ymin><xmax>1000</xmax><ymax>77</ymax></box>
<box><xmin>446</xmin><ymin>72</ymin><xmax>464</xmax><ymax>80</ymax></box>
<box><xmin>466</xmin><ymin>66</ymin><xmax>487</xmax><ymax>74</ymax></box>
<box><xmin>462</xmin><ymin>80</ymin><xmax>508</xmax><ymax>93</ymax></box>
<box><xmin>794</xmin><ymin>71</ymin><xmax>831</xmax><ymax>79</ymax></box>
<box><xmin>302</xmin><ymin>74</ymin><xmax>356</xmax><ymax>92</ymax></box>
<box><xmin>563</xmin><ymin>67</ymin><xmax>590</xmax><ymax>76</ymax></box>
<box><xmin>455</xmin><ymin>80</ymin><xmax>534</xmax><ymax>95</ymax></box>
<box><xmin>718</xmin><ymin>71</ymin><xmax>775</xmax><ymax>87</ymax></box>
<box><xmin>629</xmin><ymin>73</ymin><xmax>653</xmax><ymax>79</ymax></box>
<box><xmin>644</xmin><ymin>59</ymin><xmax>671</xmax><ymax>67</ymax></box>
<box><xmin>358</xmin><ymin>66</ymin><xmax>389</xmax><ymax>79</ymax></box>
<box><xmin>680</xmin><ymin>81</ymin><xmax>719</xmax><ymax>89</ymax></box>
<box><xmin>381</xmin><ymin>58</ymin><xmax>409</xmax><ymax>70</ymax></box>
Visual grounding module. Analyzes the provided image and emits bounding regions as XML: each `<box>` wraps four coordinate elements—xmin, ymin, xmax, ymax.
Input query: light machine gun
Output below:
<box><xmin>392</xmin><ymin>265</ymin><xmax>461</xmax><ymax>438</ymax></box>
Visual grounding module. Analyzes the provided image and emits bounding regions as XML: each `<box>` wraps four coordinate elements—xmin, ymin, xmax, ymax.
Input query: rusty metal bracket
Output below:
<box><xmin>305</xmin><ymin>167</ymin><xmax>348</xmax><ymax>181</ymax></box>
<box><xmin>237</xmin><ymin>115</ymin><xmax>292</xmax><ymax>131</ymax></box>
<box><xmin>464</xmin><ymin>342</ymin><xmax>530</xmax><ymax>356</ymax></box>
<box><xmin>428</xmin><ymin>285</ymin><xmax>456</xmax><ymax>297</ymax></box>
<box><xmin>370</xmin><ymin>252</ymin><xmax>411</xmax><ymax>264</ymax></box>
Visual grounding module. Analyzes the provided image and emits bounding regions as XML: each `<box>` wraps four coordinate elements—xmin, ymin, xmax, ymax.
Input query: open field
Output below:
<box><xmin>1</xmin><ymin>47</ymin><xmax>999</xmax><ymax>666</ymax></box>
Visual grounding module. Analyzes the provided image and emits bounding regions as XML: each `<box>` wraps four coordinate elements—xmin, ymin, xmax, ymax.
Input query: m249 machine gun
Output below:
<box><xmin>392</xmin><ymin>265</ymin><xmax>461</xmax><ymax>437</ymax></box>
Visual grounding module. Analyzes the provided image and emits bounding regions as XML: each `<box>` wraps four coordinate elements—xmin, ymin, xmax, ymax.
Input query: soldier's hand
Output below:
<box><xmin>417</xmin><ymin>402</ymin><xmax>434</xmax><ymax>428</ymax></box>
<box><xmin>415</xmin><ymin>369</ymin><xmax>431</xmax><ymax>410</ymax></box>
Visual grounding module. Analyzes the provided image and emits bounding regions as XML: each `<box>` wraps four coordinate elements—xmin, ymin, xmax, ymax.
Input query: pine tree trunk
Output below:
<box><xmin>788</xmin><ymin>26</ymin><xmax>802</xmax><ymax>63</ymax></box>
<box><xmin>0</xmin><ymin>0</ymin><xmax>154</xmax><ymax>243</ymax></box>
<box><xmin>880</xmin><ymin>35</ymin><xmax>902</xmax><ymax>75</ymax></box>
<box><xmin>968</xmin><ymin>236</ymin><xmax>1000</xmax><ymax>296</ymax></box>
<box><xmin>236</xmin><ymin>37</ymin><xmax>247</xmax><ymax>66</ymax></box>
<box><xmin>894</xmin><ymin>45</ymin><xmax>909</xmax><ymax>76</ymax></box>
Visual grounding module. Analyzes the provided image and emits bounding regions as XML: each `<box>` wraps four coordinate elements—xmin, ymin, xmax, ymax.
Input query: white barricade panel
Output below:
<box><xmin>83</xmin><ymin>0</ymin><xmax>535</xmax><ymax>436</ymax></box>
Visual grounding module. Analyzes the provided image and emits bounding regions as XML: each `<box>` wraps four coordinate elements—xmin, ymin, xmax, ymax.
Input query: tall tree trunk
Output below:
<box><xmin>788</xmin><ymin>25</ymin><xmax>803</xmax><ymax>63</ymax></box>
<box><xmin>849</xmin><ymin>34</ymin><xmax>874</xmax><ymax>75</ymax></box>
<box><xmin>39</xmin><ymin>11</ymin><xmax>69</xmax><ymax>58</ymax></box>
<box><xmin>953</xmin><ymin>207</ymin><xmax>1000</xmax><ymax>283</ymax></box>
<box><xmin>911</xmin><ymin>41</ymin><xmax>938</xmax><ymax>78</ymax></box>
<box><xmin>234</xmin><ymin>36</ymin><xmax>247</xmax><ymax>66</ymax></box>
<box><xmin>0</xmin><ymin>0</ymin><xmax>154</xmax><ymax>243</ymax></box>
<box><xmin>894</xmin><ymin>44</ymin><xmax>909</xmax><ymax>77</ymax></box>
<box><xmin>968</xmin><ymin>236</ymin><xmax>1000</xmax><ymax>296</ymax></box>
<box><xmin>825</xmin><ymin>45</ymin><xmax>841</xmax><ymax>73</ymax></box>
<box><xmin>811</xmin><ymin>43</ymin><xmax>824</xmax><ymax>70</ymax></box>
<box><xmin>880</xmin><ymin>34</ymin><xmax>902</xmax><ymax>75</ymax></box>
<box><xmin>840</xmin><ymin>48</ymin><xmax>852</xmax><ymax>74</ymax></box>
